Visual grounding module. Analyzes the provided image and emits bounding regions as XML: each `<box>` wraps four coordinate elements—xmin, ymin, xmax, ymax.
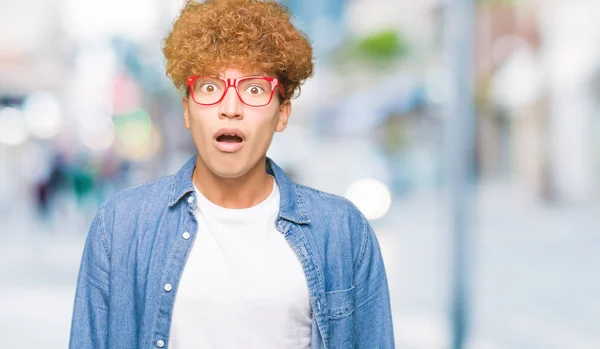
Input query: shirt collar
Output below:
<box><xmin>168</xmin><ymin>153</ymin><xmax>310</xmax><ymax>224</ymax></box>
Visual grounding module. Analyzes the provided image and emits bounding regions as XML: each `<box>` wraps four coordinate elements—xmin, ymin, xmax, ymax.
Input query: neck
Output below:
<box><xmin>191</xmin><ymin>156</ymin><xmax>273</xmax><ymax>209</ymax></box>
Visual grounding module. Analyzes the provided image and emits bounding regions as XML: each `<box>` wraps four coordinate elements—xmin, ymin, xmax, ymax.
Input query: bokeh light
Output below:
<box><xmin>0</xmin><ymin>107</ymin><xmax>29</xmax><ymax>146</ymax></box>
<box><xmin>114</xmin><ymin>108</ymin><xmax>161</xmax><ymax>160</ymax></box>
<box><xmin>345</xmin><ymin>178</ymin><xmax>392</xmax><ymax>220</ymax></box>
<box><xmin>22</xmin><ymin>92</ymin><xmax>62</xmax><ymax>140</ymax></box>
<box><xmin>79</xmin><ymin>115</ymin><xmax>116</xmax><ymax>151</ymax></box>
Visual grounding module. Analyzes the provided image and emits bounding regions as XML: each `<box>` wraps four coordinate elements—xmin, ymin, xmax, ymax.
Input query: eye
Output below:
<box><xmin>245</xmin><ymin>85</ymin><xmax>265</xmax><ymax>95</ymax></box>
<box><xmin>200</xmin><ymin>83</ymin><xmax>219</xmax><ymax>93</ymax></box>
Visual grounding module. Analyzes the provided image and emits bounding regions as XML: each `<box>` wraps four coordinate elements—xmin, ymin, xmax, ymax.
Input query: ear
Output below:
<box><xmin>275</xmin><ymin>99</ymin><xmax>291</xmax><ymax>132</ymax></box>
<box><xmin>183</xmin><ymin>95</ymin><xmax>191</xmax><ymax>129</ymax></box>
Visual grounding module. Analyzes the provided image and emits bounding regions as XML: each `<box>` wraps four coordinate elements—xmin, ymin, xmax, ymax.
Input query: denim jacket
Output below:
<box><xmin>69</xmin><ymin>154</ymin><xmax>395</xmax><ymax>349</ymax></box>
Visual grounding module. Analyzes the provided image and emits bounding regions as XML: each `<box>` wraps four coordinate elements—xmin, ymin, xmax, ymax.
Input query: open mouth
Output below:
<box><xmin>216</xmin><ymin>134</ymin><xmax>243</xmax><ymax>143</ymax></box>
<box><xmin>214</xmin><ymin>130</ymin><xmax>245</xmax><ymax>153</ymax></box>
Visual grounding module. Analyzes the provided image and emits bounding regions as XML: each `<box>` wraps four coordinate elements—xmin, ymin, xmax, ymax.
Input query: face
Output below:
<box><xmin>183</xmin><ymin>67</ymin><xmax>291</xmax><ymax>179</ymax></box>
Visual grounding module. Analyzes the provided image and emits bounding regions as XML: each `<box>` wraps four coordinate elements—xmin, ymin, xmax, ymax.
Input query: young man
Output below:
<box><xmin>69</xmin><ymin>0</ymin><xmax>395</xmax><ymax>348</ymax></box>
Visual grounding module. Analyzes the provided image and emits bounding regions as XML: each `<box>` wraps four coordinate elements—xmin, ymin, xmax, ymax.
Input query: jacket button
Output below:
<box><xmin>182</xmin><ymin>232</ymin><xmax>191</xmax><ymax>240</ymax></box>
<box><xmin>187</xmin><ymin>196</ymin><xmax>194</xmax><ymax>204</ymax></box>
<box><xmin>164</xmin><ymin>283</ymin><xmax>173</xmax><ymax>292</ymax></box>
<box><xmin>157</xmin><ymin>340</ymin><xmax>165</xmax><ymax>347</ymax></box>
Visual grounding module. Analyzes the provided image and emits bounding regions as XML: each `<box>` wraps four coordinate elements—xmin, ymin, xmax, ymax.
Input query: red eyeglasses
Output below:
<box><xmin>187</xmin><ymin>75</ymin><xmax>285</xmax><ymax>107</ymax></box>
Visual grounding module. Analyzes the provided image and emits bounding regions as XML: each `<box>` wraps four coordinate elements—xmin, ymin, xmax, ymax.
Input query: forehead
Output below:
<box><xmin>216</xmin><ymin>67</ymin><xmax>275</xmax><ymax>79</ymax></box>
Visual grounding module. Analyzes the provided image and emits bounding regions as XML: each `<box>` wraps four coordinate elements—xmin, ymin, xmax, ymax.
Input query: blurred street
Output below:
<box><xmin>2</xmin><ymin>0</ymin><xmax>600</xmax><ymax>348</ymax></box>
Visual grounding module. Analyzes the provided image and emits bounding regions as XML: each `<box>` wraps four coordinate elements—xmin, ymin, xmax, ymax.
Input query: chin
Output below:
<box><xmin>206</xmin><ymin>157</ymin><xmax>251</xmax><ymax>179</ymax></box>
<box><xmin>212</xmin><ymin>168</ymin><xmax>248</xmax><ymax>179</ymax></box>
<box><xmin>197</xmin><ymin>146</ymin><xmax>266</xmax><ymax>179</ymax></box>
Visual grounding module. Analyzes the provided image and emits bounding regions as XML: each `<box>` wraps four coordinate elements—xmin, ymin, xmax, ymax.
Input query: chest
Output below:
<box><xmin>177</xmin><ymin>213</ymin><xmax>311</xmax><ymax>312</ymax></box>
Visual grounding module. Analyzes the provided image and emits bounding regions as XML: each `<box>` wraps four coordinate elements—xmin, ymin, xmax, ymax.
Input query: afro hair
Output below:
<box><xmin>162</xmin><ymin>0</ymin><xmax>314</xmax><ymax>100</ymax></box>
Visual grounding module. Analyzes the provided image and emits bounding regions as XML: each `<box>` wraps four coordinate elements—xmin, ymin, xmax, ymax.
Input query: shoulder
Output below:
<box><xmin>90</xmin><ymin>175</ymin><xmax>175</xmax><ymax>251</ymax></box>
<box><xmin>102</xmin><ymin>175</ymin><xmax>173</xmax><ymax>212</ymax></box>
<box><xmin>96</xmin><ymin>175</ymin><xmax>175</xmax><ymax>237</ymax></box>
<box><xmin>293</xmin><ymin>182</ymin><xmax>367</xmax><ymax>226</ymax></box>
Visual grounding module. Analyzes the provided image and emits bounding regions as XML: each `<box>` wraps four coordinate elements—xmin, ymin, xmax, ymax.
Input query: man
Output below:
<box><xmin>69</xmin><ymin>0</ymin><xmax>395</xmax><ymax>348</ymax></box>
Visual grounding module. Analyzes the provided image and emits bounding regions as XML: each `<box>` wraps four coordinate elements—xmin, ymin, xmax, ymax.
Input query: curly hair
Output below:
<box><xmin>162</xmin><ymin>0</ymin><xmax>314</xmax><ymax>100</ymax></box>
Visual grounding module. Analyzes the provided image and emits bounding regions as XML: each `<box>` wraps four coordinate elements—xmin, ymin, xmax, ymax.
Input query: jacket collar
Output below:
<box><xmin>168</xmin><ymin>153</ymin><xmax>310</xmax><ymax>224</ymax></box>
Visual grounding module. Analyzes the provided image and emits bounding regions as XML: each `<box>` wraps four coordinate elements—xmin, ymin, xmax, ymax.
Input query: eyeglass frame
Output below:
<box><xmin>186</xmin><ymin>75</ymin><xmax>286</xmax><ymax>107</ymax></box>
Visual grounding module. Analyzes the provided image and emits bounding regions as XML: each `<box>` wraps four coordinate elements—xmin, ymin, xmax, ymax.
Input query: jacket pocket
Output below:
<box><xmin>325</xmin><ymin>286</ymin><xmax>355</xmax><ymax>348</ymax></box>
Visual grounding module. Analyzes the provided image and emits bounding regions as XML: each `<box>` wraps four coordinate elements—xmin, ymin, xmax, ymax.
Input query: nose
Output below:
<box><xmin>218</xmin><ymin>85</ymin><xmax>243</xmax><ymax>119</ymax></box>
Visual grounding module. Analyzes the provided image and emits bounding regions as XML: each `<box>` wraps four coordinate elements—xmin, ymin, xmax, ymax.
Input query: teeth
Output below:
<box><xmin>219</xmin><ymin>133</ymin><xmax>242</xmax><ymax>139</ymax></box>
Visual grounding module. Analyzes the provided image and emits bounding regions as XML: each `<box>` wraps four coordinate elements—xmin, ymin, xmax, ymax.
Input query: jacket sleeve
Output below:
<box><xmin>354</xmin><ymin>217</ymin><xmax>395</xmax><ymax>348</ymax></box>
<box><xmin>69</xmin><ymin>203</ymin><xmax>111</xmax><ymax>349</ymax></box>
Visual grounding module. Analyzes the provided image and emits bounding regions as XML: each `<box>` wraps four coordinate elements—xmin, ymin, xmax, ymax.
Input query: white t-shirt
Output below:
<box><xmin>169</xmin><ymin>176</ymin><xmax>312</xmax><ymax>349</ymax></box>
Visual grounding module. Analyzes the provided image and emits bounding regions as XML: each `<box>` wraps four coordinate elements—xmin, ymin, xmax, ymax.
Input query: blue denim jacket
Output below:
<box><xmin>69</xmin><ymin>154</ymin><xmax>395</xmax><ymax>349</ymax></box>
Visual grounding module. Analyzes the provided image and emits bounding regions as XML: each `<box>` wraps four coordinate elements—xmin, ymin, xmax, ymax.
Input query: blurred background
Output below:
<box><xmin>1</xmin><ymin>0</ymin><xmax>599</xmax><ymax>348</ymax></box>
